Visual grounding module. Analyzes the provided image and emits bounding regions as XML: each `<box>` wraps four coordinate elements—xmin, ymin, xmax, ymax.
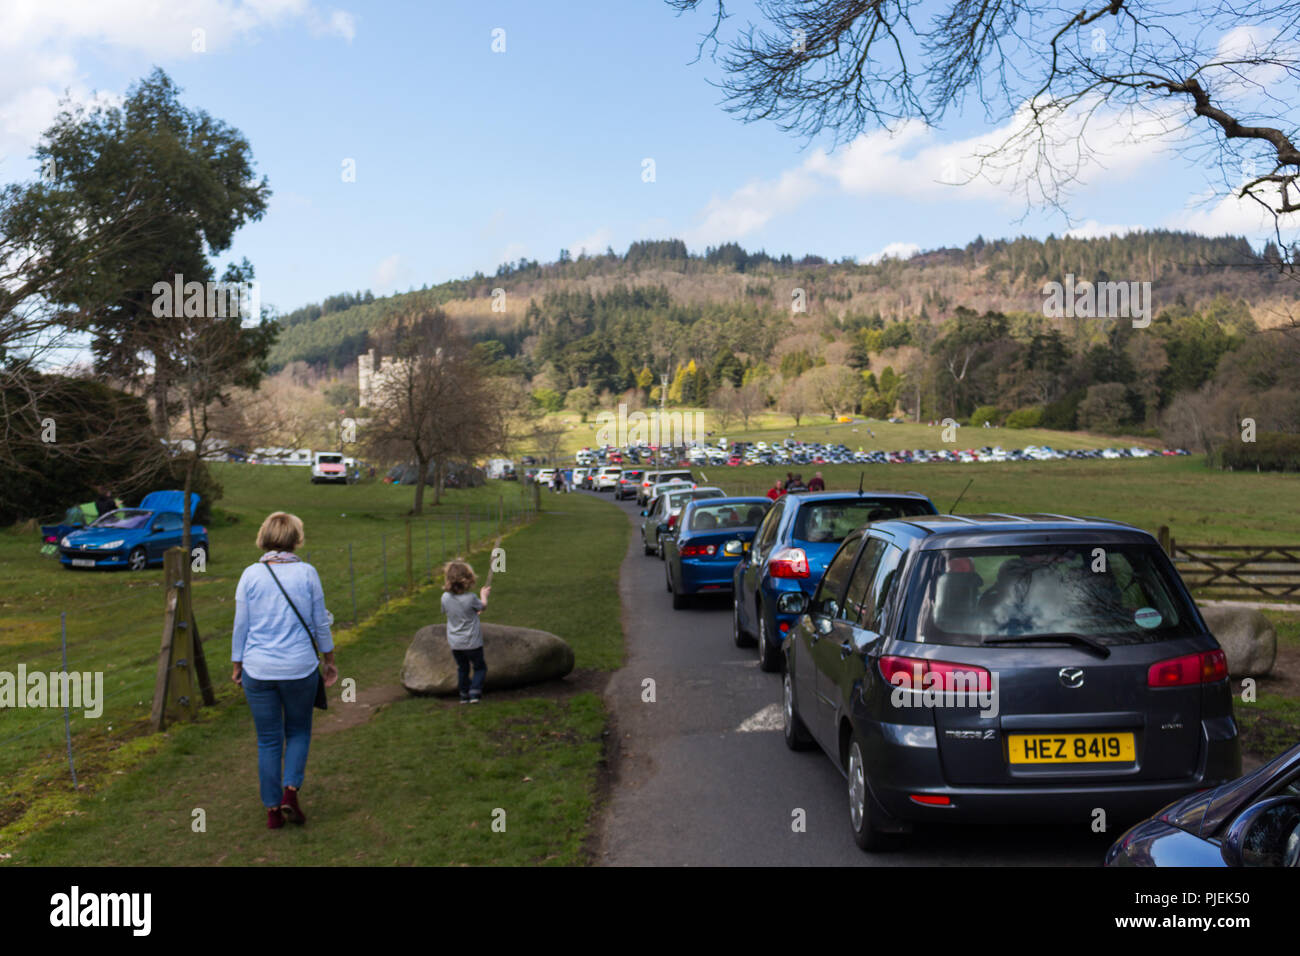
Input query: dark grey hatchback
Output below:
<box><xmin>781</xmin><ymin>513</ymin><xmax>1241</xmax><ymax>851</ymax></box>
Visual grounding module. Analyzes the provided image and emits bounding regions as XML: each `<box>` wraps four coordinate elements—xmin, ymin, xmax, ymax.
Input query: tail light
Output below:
<box><xmin>878</xmin><ymin>655</ymin><xmax>991</xmax><ymax>692</ymax></box>
<box><xmin>680</xmin><ymin>544</ymin><xmax>717</xmax><ymax>557</ymax></box>
<box><xmin>1148</xmin><ymin>650</ymin><xmax>1228</xmax><ymax>687</ymax></box>
<box><xmin>767</xmin><ymin>547</ymin><xmax>810</xmax><ymax>578</ymax></box>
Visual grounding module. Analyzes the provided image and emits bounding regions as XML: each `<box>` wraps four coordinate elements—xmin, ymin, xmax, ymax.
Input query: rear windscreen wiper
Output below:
<box><xmin>981</xmin><ymin>632</ymin><xmax>1112</xmax><ymax>658</ymax></box>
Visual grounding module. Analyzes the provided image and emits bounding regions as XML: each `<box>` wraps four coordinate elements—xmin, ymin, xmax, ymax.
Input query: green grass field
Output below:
<box><xmin>679</xmin><ymin>455</ymin><xmax>1300</xmax><ymax>547</ymax></box>
<box><xmin>3</xmin><ymin>476</ymin><xmax>627</xmax><ymax>864</ymax></box>
<box><xmin>527</xmin><ymin>407</ymin><xmax>1160</xmax><ymax>458</ymax></box>
<box><xmin>0</xmin><ymin>465</ymin><xmax>535</xmax><ymax>846</ymax></box>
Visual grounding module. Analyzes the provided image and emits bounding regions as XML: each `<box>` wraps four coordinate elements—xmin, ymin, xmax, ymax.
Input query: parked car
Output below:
<box><xmin>616</xmin><ymin>469</ymin><xmax>645</xmax><ymax>500</ymax></box>
<box><xmin>1105</xmin><ymin>741</ymin><xmax>1300</xmax><ymax>866</ymax></box>
<box><xmin>640</xmin><ymin>487</ymin><xmax>726</xmax><ymax>558</ymax></box>
<box><xmin>664</xmin><ymin>497</ymin><xmax>772</xmax><ymax>609</ymax></box>
<box><xmin>734</xmin><ymin>491</ymin><xmax>938</xmax><ymax>670</ymax></box>
<box><xmin>311</xmin><ymin>451</ymin><xmax>348</xmax><ymax>484</ymax></box>
<box><xmin>595</xmin><ymin>465</ymin><xmax>623</xmax><ymax>491</ymax></box>
<box><xmin>59</xmin><ymin>491</ymin><xmax>207</xmax><ymax>571</ymax></box>
<box><xmin>637</xmin><ymin>469</ymin><xmax>694</xmax><ymax>506</ymax></box>
<box><xmin>780</xmin><ymin>513</ymin><xmax>1241</xmax><ymax>851</ymax></box>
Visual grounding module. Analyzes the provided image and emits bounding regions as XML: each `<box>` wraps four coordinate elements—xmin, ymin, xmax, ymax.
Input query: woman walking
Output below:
<box><xmin>231</xmin><ymin>512</ymin><xmax>338</xmax><ymax>829</ymax></box>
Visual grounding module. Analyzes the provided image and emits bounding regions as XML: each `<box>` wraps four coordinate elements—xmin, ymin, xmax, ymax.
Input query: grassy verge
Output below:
<box><xmin>0</xmin><ymin>465</ymin><xmax>534</xmax><ymax>806</ymax></box>
<box><xmin>3</xmin><ymin>486</ymin><xmax>627</xmax><ymax>864</ymax></box>
<box><xmin>1237</xmin><ymin>612</ymin><xmax>1300</xmax><ymax>761</ymax></box>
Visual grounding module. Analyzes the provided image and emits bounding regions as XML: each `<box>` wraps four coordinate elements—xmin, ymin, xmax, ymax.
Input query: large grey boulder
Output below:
<box><xmin>401</xmin><ymin>623</ymin><xmax>575</xmax><ymax>695</ymax></box>
<box><xmin>1200</xmin><ymin>605</ymin><xmax>1277</xmax><ymax>677</ymax></box>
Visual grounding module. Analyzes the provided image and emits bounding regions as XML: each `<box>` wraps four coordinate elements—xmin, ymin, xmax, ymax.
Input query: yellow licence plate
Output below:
<box><xmin>1007</xmin><ymin>732</ymin><xmax>1136</xmax><ymax>764</ymax></box>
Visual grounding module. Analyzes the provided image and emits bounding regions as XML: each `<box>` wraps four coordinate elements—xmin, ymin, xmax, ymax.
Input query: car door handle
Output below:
<box><xmin>839</xmin><ymin>639</ymin><xmax>854</xmax><ymax>659</ymax></box>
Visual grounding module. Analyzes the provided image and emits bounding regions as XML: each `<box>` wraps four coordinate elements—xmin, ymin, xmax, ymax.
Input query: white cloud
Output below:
<box><xmin>570</xmin><ymin>227</ymin><xmax>612</xmax><ymax>257</ymax></box>
<box><xmin>0</xmin><ymin>1</ymin><xmax>355</xmax><ymax>173</ymax></box>
<box><xmin>860</xmin><ymin>242</ymin><xmax>920</xmax><ymax>264</ymax></box>
<box><xmin>1064</xmin><ymin>221</ymin><xmax>1144</xmax><ymax>240</ymax></box>
<box><xmin>1171</xmin><ymin>188</ymin><xmax>1297</xmax><ymax>239</ymax></box>
<box><xmin>372</xmin><ymin>253</ymin><xmax>406</xmax><ymax>290</ymax></box>
<box><xmin>683</xmin><ymin>99</ymin><xmax>1180</xmax><ymax>247</ymax></box>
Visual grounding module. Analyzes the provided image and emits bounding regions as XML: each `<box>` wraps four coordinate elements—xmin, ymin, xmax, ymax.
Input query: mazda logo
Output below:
<box><xmin>1059</xmin><ymin>667</ymin><xmax>1085</xmax><ymax>689</ymax></box>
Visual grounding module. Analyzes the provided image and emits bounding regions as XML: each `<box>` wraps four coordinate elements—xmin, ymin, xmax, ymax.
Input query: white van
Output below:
<box><xmin>311</xmin><ymin>451</ymin><xmax>348</xmax><ymax>484</ymax></box>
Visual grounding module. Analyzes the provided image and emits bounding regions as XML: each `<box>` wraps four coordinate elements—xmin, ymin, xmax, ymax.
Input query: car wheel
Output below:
<box><xmin>758</xmin><ymin>607</ymin><xmax>781</xmax><ymax>672</ymax></box>
<box><xmin>732</xmin><ymin>596</ymin><xmax>754</xmax><ymax>647</ymax></box>
<box><xmin>783</xmin><ymin>671</ymin><xmax>813</xmax><ymax>751</ymax></box>
<box><xmin>670</xmin><ymin>573</ymin><xmax>689</xmax><ymax>610</ymax></box>
<box><xmin>847</xmin><ymin>736</ymin><xmax>889</xmax><ymax>851</ymax></box>
<box><xmin>128</xmin><ymin>547</ymin><xmax>148</xmax><ymax>571</ymax></box>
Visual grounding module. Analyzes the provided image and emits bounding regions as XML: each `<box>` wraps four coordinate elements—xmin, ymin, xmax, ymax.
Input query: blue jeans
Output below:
<box><xmin>452</xmin><ymin>648</ymin><xmax>486</xmax><ymax>699</ymax></box>
<box><xmin>242</xmin><ymin>672</ymin><xmax>317</xmax><ymax>808</ymax></box>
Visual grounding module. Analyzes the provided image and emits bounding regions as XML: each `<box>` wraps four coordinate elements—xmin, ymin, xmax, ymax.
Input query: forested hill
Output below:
<box><xmin>268</xmin><ymin>230</ymin><xmax>1287</xmax><ymax>372</ymax></box>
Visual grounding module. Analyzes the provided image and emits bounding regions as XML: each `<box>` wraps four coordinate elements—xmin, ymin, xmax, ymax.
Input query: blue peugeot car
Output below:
<box><xmin>1105</xmin><ymin>742</ymin><xmax>1300</xmax><ymax>866</ymax></box>
<box><xmin>733</xmin><ymin>490</ymin><xmax>937</xmax><ymax>670</ymax></box>
<box><xmin>663</xmin><ymin>497</ymin><xmax>771</xmax><ymax>609</ymax></box>
<box><xmin>59</xmin><ymin>491</ymin><xmax>206</xmax><ymax>571</ymax></box>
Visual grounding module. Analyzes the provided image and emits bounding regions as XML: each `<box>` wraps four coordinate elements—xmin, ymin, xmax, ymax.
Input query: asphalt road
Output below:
<box><xmin>590</xmin><ymin>489</ymin><xmax>1114</xmax><ymax>866</ymax></box>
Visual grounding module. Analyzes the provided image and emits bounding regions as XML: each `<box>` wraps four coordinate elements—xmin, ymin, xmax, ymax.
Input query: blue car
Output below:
<box><xmin>733</xmin><ymin>490</ymin><xmax>937</xmax><ymax>671</ymax></box>
<box><xmin>1105</xmin><ymin>742</ymin><xmax>1300</xmax><ymax>866</ymax></box>
<box><xmin>59</xmin><ymin>491</ymin><xmax>206</xmax><ymax>571</ymax></box>
<box><xmin>664</xmin><ymin>497</ymin><xmax>772</xmax><ymax>609</ymax></box>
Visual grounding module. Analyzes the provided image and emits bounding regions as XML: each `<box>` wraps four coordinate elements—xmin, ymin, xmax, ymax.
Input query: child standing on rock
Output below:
<box><xmin>441</xmin><ymin>560</ymin><xmax>491</xmax><ymax>703</ymax></box>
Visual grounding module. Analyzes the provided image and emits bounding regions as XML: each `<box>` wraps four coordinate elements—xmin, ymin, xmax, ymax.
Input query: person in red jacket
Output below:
<box><xmin>766</xmin><ymin>479</ymin><xmax>784</xmax><ymax>501</ymax></box>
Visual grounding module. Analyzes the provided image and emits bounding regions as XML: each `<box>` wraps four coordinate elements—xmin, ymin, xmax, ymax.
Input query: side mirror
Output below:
<box><xmin>1221</xmin><ymin>796</ymin><xmax>1300</xmax><ymax>867</ymax></box>
<box><xmin>152</xmin><ymin>524</ymin><xmax>164</xmax><ymax>533</ymax></box>
<box><xmin>776</xmin><ymin>591</ymin><xmax>808</xmax><ymax>615</ymax></box>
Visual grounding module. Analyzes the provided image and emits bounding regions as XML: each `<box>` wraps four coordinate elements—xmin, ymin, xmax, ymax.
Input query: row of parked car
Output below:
<box><xmin>626</xmin><ymin>477</ymin><xmax>1299</xmax><ymax>866</ymax></box>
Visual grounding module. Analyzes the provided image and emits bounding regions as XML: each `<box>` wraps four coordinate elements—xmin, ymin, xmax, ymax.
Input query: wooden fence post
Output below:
<box><xmin>1157</xmin><ymin>525</ymin><xmax>1171</xmax><ymax>555</ymax></box>
<box><xmin>151</xmin><ymin>548</ymin><xmax>210</xmax><ymax>731</ymax></box>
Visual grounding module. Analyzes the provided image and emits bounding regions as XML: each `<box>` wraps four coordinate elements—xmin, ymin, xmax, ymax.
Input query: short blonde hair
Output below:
<box><xmin>257</xmin><ymin>512</ymin><xmax>305</xmax><ymax>552</ymax></box>
<box><xmin>443</xmin><ymin>559</ymin><xmax>476</xmax><ymax>594</ymax></box>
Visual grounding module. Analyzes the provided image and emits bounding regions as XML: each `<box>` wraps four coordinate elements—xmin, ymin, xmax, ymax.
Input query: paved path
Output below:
<box><xmin>592</xmin><ymin>491</ymin><xmax>1112</xmax><ymax>866</ymax></box>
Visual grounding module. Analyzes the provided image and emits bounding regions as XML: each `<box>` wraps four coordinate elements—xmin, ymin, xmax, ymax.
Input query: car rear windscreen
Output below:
<box><xmin>792</xmin><ymin>499</ymin><xmax>934</xmax><ymax>543</ymax></box>
<box><xmin>660</xmin><ymin>471</ymin><xmax>692</xmax><ymax>482</ymax></box>
<box><xmin>905</xmin><ymin>544</ymin><xmax>1200</xmax><ymax>646</ymax></box>
<box><xmin>686</xmin><ymin>501</ymin><xmax>769</xmax><ymax>531</ymax></box>
<box><xmin>318</xmin><ymin>455</ymin><xmax>343</xmax><ymax>463</ymax></box>
<box><xmin>668</xmin><ymin>489</ymin><xmax>723</xmax><ymax>509</ymax></box>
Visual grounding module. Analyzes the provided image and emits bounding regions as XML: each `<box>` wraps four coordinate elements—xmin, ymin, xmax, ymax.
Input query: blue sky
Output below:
<box><xmin>0</xmin><ymin>0</ymin><xmax>1289</xmax><ymax>315</ymax></box>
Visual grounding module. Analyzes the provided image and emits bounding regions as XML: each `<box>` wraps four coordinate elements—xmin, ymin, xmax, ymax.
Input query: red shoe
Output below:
<box><xmin>280</xmin><ymin>787</ymin><xmax>306</xmax><ymax>824</ymax></box>
<box><xmin>267</xmin><ymin>807</ymin><xmax>285</xmax><ymax>829</ymax></box>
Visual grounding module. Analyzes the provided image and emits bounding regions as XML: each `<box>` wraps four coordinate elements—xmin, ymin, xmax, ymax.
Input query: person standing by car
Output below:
<box><xmin>787</xmin><ymin>474</ymin><xmax>809</xmax><ymax>493</ymax></box>
<box><xmin>231</xmin><ymin>512</ymin><xmax>337</xmax><ymax>830</ymax></box>
<box><xmin>93</xmin><ymin>487</ymin><xmax>117</xmax><ymax>518</ymax></box>
<box><xmin>808</xmin><ymin>472</ymin><xmax>825</xmax><ymax>491</ymax></box>
<box><xmin>441</xmin><ymin>560</ymin><xmax>491</xmax><ymax>703</ymax></box>
<box><xmin>767</xmin><ymin>479</ymin><xmax>784</xmax><ymax>501</ymax></box>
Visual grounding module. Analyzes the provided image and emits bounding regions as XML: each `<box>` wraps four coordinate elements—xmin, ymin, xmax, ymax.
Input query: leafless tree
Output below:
<box><xmin>669</xmin><ymin>1</ymin><xmax>1300</xmax><ymax>255</ymax></box>
<box><xmin>363</xmin><ymin>308</ymin><xmax>509</xmax><ymax>513</ymax></box>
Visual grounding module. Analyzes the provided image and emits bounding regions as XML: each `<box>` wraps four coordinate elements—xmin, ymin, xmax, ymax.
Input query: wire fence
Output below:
<box><xmin>0</xmin><ymin>487</ymin><xmax>541</xmax><ymax>797</ymax></box>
